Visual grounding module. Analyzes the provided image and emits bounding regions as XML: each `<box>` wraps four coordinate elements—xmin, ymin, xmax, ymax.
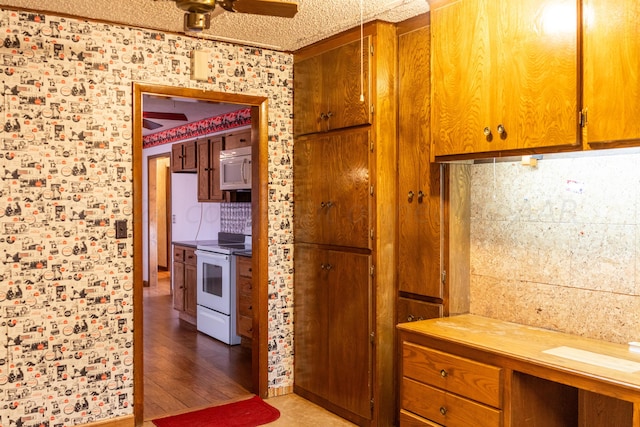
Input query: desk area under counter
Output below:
<box><xmin>398</xmin><ymin>314</ymin><xmax>640</xmax><ymax>427</ymax></box>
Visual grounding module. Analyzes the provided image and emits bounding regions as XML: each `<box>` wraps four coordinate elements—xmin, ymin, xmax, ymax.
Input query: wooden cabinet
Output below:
<box><xmin>235</xmin><ymin>255</ymin><xmax>253</xmax><ymax>339</ymax></box>
<box><xmin>171</xmin><ymin>140</ymin><xmax>197</xmax><ymax>172</ymax></box>
<box><xmin>294</xmin><ymin>36</ymin><xmax>371</xmax><ymax>136</ymax></box>
<box><xmin>224</xmin><ymin>129</ymin><xmax>252</xmax><ymax>150</ymax></box>
<box><xmin>294</xmin><ymin>244</ymin><xmax>372</xmax><ymax>421</ymax></box>
<box><xmin>399</xmin><ymin>315</ymin><xmax>640</xmax><ymax>427</ymax></box>
<box><xmin>293</xmin><ymin>21</ymin><xmax>397</xmax><ymax>426</ymax></box>
<box><xmin>197</xmin><ymin>136</ymin><xmax>226</xmax><ymax>202</ymax></box>
<box><xmin>172</xmin><ymin>244</ymin><xmax>197</xmax><ymax>324</ymax></box>
<box><xmin>430</xmin><ymin>0</ymin><xmax>581</xmax><ymax>160</ymax></box>
<box><xmin>294</xmin><ymin>128</ymin><xmax>371</xmax><ymax>249</ymax></box>
<box><xmin>397</xmin><ymin>16</ymin><xmax>443</xmax><ymax>306</ymax></box>
<box><xmin>583</xmin><ymin>0</ymin><xmax>640</xmax><ymax>148</ymax></box>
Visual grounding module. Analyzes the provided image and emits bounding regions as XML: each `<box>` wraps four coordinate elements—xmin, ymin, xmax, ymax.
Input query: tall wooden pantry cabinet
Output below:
<box><xmin>293</xmin><ymin>22</ymin><xmax>397</xmax><ymax>426</ymax></box>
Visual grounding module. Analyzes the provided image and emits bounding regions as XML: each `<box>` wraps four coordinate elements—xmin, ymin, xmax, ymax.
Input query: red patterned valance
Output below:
<box><xmin>143</xmin><ymin>107</ymin><xmax>251</xmax><ymax>148</ymax></box>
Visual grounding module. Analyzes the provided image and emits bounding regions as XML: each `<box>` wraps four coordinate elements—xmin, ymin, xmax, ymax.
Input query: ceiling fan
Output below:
<box><xmin>143</xmin><ymin>111</ymin><xmax>188</xmax><ymax>130</ymax></box>
<box><xmin>161</xmin><ymin>0</ymin><xmax>299</xmax><ymax>32</ymax></box>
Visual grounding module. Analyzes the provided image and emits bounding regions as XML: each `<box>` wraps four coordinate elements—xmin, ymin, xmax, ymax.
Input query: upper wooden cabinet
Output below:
<box><xmin>224</xmin><ymin>129</ymin><xmax>252</xmax><ymax>150</ymax></box>
<box><xmin>294</xmin><ymin>127</ymin><xmax>371</xmax><ymax>249</ymax></box>
<box><xmin>294</xmin><ymin>36</ymin><xmax>371</xmax><ymax>136</ymax></box>
<box><xmin>171</xmin><ymin>140</ymin><xmax>197</xmax><ymax>172</ymax></box>
<box><xmin>431</xmin><ymin>0</ymin><xmax>581</xmax><ymax>160</ymax></box>
<box><xmin>197</xmin><ymin>137</ymin><xmax>226</xmax><ymax>202</ymax></box>
<box><xmin>583</xmin><ymin>0</ymin><xmax>640</xmax><ymax>148</ymax></box>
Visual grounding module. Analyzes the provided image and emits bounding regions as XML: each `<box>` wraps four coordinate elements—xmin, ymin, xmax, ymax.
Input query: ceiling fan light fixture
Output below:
<box><xmin>175</xmin><ymin>0</ymin><xmax>217</xmax><ymax>13</ymax></box>
<box><xmin>184</xmin><ymin>12</ymin><xmax>211</xmax><ymax>32</ymax></box>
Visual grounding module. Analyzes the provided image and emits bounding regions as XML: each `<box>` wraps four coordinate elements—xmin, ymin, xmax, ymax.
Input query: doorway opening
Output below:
<box><xmin>132</xmin><ymin>83</ymin><xmax>270</xmax><ymax>425</ymax></box>
<box><xmin>147</xmin><ymin>154</ymin><xmax>171</xmax><ymax>290</ymax></box>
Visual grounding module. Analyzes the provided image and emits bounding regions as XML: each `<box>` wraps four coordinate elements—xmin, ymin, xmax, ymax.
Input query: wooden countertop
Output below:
<box><xmin>398</xmin><ymin>314</ymin><xmax>640</xmax><ymax>401</ymax></box>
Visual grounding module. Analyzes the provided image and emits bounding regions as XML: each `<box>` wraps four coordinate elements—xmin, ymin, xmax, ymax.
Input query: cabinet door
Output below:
<box><xmin>184</xmin><ymin>263</ymin><xmax>197</xmax><ymax>317</ymax></box>
<box><xmin>294</xmin><ymin>37</ymin><xmax>371</xmax><ymax>136</ymax></box>
<box><xmin>294</xmin><ymin>245</ymin><xmax>372</xmax><ymax>420</ymax></box>
<box><xmin>224</xmin><ymin>129</ymin><xmax>251</xmax><ymax>150</ymax></box>
<box><xmin>398</xmin><ymin>23</ymin><xmax>442</xmax><ymax>298</ymax></box>
<box><xmin>431</xmin><ymin>0</ymin><xmax>491</xmax><ymax>158</ymax></box>
<box><xmin>294</xmin><ymin>128</ymin><xmax>371</xmax><ymax>249</ymax></box>
<box><xmin>171</xmin><ymin>143</ymin><xmax>184</xmax><ymax>172</ymax></box>
<box><xmin>197</xmin><ymin>138</ymin><xmax>211</xmax><ymax>201</ymax></box>
<box><xmin>321</xmin><ymin>36</ymin><xmax>371</xmax><ymax>133</ymax></box>
<box><xmin>173</xmin><ymin>261</ymin><xmax>185</xmax><ymax>312</ymax></box>
<box><xmin>182</xmin><ymin>140</ymin><xmax>198</xmax><ymax>171</ymax></box>
<box><xmin>583</xmin><ymin>0</ymin><xmax>640</xmax><ymax>146</ymax></box>
<box><xmin>294</xmin><ymin>54</ymin><xmax>324</xmax><ymax>136</ymax></box>
<box><xmin>495</xmin><ymin>0</ymin><xmax>579</xmax><ymax>151</ymax></box>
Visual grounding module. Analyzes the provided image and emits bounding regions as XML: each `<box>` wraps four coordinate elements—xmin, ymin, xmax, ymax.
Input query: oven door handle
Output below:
<box><xmin>194</xmin><ymin>250</ymin><xmax>230</xmax><ymax>261</ymax></box>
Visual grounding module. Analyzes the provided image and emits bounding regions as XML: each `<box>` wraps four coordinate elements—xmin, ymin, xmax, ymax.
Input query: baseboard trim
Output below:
<box><xmin>80</xmin><ymin>414</ymin><xmax>135</xmax><ymax>427</ymax></box>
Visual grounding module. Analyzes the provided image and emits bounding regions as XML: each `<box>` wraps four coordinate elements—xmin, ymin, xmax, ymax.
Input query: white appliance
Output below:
<box><xmin>220</xmin><ymin>146</ymin><xmax>252</xmax><ymax>190</ymax></box>
<box><xmin>194</xmin><ymin>233</ymin><xmax>250</xmax><ymax>345</ymax></box>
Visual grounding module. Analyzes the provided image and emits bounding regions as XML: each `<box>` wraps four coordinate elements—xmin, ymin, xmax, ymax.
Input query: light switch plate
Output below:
<box><xmin>190</xmin><ymin>50</ymin><xmax>209</xmax><ymax>81</ymax></box>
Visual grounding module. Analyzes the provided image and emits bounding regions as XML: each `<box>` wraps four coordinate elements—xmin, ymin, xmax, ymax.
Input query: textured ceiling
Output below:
<box><xmin>0</xmin><ymin>0</ymin><xmax>430</xmax><ymax>51</ymax></box>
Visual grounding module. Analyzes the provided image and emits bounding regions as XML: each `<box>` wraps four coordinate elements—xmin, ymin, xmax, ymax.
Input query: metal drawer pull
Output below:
<box><xmin>440</xmin><ymin>369</ymin><xmax>448</xmax><ymax>378</ymax></box>
<box><xmin>440</xmin><ymin>406</ymin><xmax>447</xmax><ymax>416</ymax></box>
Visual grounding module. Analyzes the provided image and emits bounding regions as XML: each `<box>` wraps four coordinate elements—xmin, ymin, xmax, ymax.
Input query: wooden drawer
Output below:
<box><xmin>238</xmin><ymin>293</ymin><xmax>252</xmax><ymax>317</ymax></box>
<box><xmin>173</xmin><ymin>246</ymin><xmax>185</xmax><ymax>262</ymax></box>
<box><xmin>402</xmin><ymin>378</ymin><xmax>501</xmax><ymax>427</ymax></box>
<box><xmin>400</xmin><ymin>409</ymin><xmax>442</xmax><ymax>427</ymax></box>
<box><xmin>238</xmin><ymin>314</ymin><xmax>252</xmax><ymax>337</ymax></box>
<box><xmin>237</xmin><ymin>276</ymin><xmax>252</xmax><ymax>296</ymax></box>
<box><xmin>184</xmin><ymin>248</ymin><xmax>197</xmax><ymax>265</ymax></box>
<box><xmin>236</xmin><ymin>256</ymin><xmax>252</xmax><ymax>278</ymax></box>
<box><xmin>397</xmin><ymin>297</ymin><xmax>443</xmax><ymax>324</ymax></box>
<box><xmin>403</xmin><ymin>342</ymin><xmax>501</xmax><ymax>408</ymax></box>
<box><xmin>224</xmin><ymin>130</ymin><xmax>251</xmax><ymax>149</ymax></box>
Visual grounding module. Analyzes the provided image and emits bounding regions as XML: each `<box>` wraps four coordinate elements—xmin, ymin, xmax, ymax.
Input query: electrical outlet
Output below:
<box><xmin>115</xmin><ymin>220</ymin><xmax>127</xmax><ymax>239</ymax></box>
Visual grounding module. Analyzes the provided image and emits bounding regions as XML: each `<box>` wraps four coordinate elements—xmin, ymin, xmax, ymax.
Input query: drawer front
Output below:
<box><xmin>400</xmin><ymin>409</ymin><xmax>442</xmax><ymax>426</ymax></box>
<box><xmin>237</xmin><ymin>276</ymin><xmax>252</xmax><ymax>295</ymax></box>
<box><xmin>173</xmin><ymin>247</ymin><xmax>185</xmax><ymax>262</ymax></box>
<box><xmin>403</xmin><ymin>342</ymin><xmax>501</xmax><ymax>408</ymax></box>
<box><xmin>238</xmin><ymin>293</ymin><xmax>252</xmax><ymax>317</ymax></box>
<box><xmin>184</xmin><ymin>248</ymin><xmax>197</xmax><ymax>266</ymax></box>
<box><xmin>402</xmin><ymin>378</ymin><xmax>501</xmax><ymax>427</ymax></box>
<box><xmin>238</xmin><ymin>315</ymin><xmax>252</xmax><ymax>337</ymax></box>
<box><xmin>236</xmin><ymin>256</ymin><xmax>253</xmax><ymax>278</ymax></box>
<box><xmin>397</xmin><ymin>298</ymin><xmax>443</xmax><ymax>324</ymax></box>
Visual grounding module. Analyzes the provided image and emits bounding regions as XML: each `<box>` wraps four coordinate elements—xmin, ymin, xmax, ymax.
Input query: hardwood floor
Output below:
<box><xmin>142</xmin><ymin>271</ymin><xmax>355</xmax><ymax>426</ymax></box>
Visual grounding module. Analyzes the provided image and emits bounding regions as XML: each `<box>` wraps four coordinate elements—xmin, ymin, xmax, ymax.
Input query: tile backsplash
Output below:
<box><xmin>221</xmin><ymin>202</ymin><xmax>252</xmax><ymax>234</ymax></box>
<box><xmin>469</xmin><ymin>151</ymin><xmax>640</xmax><ymax>344</ymax></box>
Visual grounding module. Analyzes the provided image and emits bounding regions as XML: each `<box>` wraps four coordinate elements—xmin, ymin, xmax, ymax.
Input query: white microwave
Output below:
<box><xmin>220</xmin><ymin>146</ymin><xmax>252</xmax><ymax>190</ymax></box>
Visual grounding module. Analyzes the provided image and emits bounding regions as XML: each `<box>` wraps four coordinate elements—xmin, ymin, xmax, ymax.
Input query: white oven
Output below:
<box><xmin>194</xmin><ymin>247</ymin><xmax>241</xmax><ymax>345</ymax></box>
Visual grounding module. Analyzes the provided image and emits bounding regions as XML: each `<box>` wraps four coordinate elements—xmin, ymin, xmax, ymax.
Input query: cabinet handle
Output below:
<box><xmin>326</xmin><ymin>111</ymin><xmax>333</xmax><ymax>119</ymax></box>
<box><xmin>440</xmin><ymin>369</ymin><xmax>448</xmax><ymax>378</ymax></box>
<box><xmin>483</xmin><ymin>126</ymin><xmax>492</xmax><ymax>137</ymax></box>
<box><xmin>497</xmin><ymin>124</ymin><xmax>506</xmax><ymax>135</ymax></box>
<box><xmin>417</xmin><ymin>190</ymin><xmax>425</xmax><ymax>202</ymax></box>
<box><xmin>320</xmin><ymin>201</ymin><xmax>333</xmax><ymax>208</ymax></box>
<box><xmin>408</xmin><ymin>190</ymin><xmax>414</xmax><ymax>201</ymax></box>
<box><xmin>321</xmin><ymin>263</ymin><xmax>333</xmax><ymax>271</ymax></box>
<box><xmin>439</xmin><ymin>407</ymin><xmax>447</xmax><ymax>416</ymax></box>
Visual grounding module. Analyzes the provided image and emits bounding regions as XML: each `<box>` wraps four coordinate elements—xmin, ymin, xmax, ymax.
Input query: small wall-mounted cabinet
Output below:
<box><xmin>224</xmin><ymin>129</ymin><xmax>252</xmax><ymax>150</ymax></box>
<box><xmin>430</xmin><ymin>0</ymin><xmax>580</xmax><ymax>160</ymax></box>
<box><xmin>171</xmin><ymin>140</ymin><xmax>198</xmax><ymax>172</ymax></box>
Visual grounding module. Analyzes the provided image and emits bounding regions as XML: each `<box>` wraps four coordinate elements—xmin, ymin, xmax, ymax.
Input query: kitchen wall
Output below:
<box><xmin>0</xmin><ymin>8</ymin><xmax>293</xmax><ymax>426</ymax></box>
<box><xmin>469</xmin><ymin>150</ymin><xmax>640</xmax><ymax>344</ymax></box>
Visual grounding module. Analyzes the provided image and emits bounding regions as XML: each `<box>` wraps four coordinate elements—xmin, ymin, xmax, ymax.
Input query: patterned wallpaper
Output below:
<box><xmin>469</xmin><ymin>152</ymin><xmax>640</xmax><ymax>344</ymax></box>
<box><xmin>0</xmin><ymin>8</ymin><xmax>294</xmax><ymax>426</ymax></box>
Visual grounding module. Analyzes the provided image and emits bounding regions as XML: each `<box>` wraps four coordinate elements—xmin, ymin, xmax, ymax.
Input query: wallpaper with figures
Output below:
<box><xmin>0</xmin><ymin>8</ymin><xmax>294</xmax><ymax>427</ymax></box>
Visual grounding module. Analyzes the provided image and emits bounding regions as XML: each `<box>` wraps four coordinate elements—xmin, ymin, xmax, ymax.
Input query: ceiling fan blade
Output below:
<box><xmin>143</xmin><ymin>111</ymin><xmax>189</xmax><ymax>121</ymax></box>
<box><xmin>229</xmin><ymin>0</ymin><xmax>298</xmax><ymax>18</ymax></box>
<box><xmin>143</xmin><ymin>119</ymin><xmax>164</xmax><ymax>130</ymax></box>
